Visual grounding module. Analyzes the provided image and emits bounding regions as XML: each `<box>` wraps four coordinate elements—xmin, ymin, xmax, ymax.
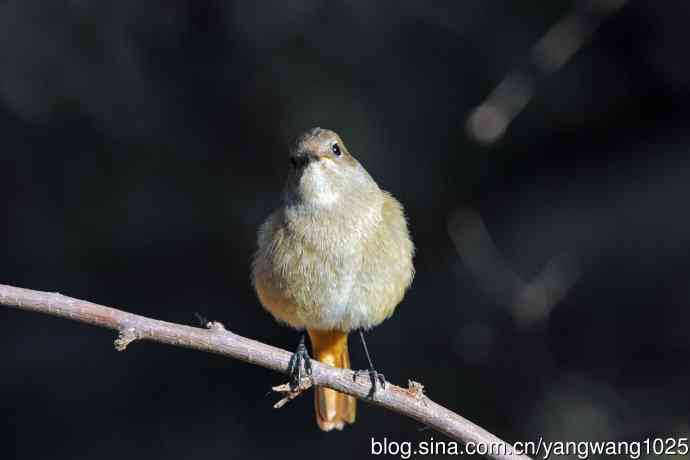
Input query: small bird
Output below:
<box><xmin>252</xmin><ymin>128</ymin><xmax>414</xmax><ymax>431</ymax></box>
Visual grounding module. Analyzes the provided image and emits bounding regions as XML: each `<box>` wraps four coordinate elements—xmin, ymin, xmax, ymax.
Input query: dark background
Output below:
<box><xmin>2</xmin><ymin>1</ymin><xmax>690</xmax><ymax>459</ymax></box>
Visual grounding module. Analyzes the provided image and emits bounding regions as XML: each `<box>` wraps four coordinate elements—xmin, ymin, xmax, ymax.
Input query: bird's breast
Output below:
<box><xmin>254</xmin><ymin>190</ymin><xmax>412</xmax><ymax>332</ymax></box>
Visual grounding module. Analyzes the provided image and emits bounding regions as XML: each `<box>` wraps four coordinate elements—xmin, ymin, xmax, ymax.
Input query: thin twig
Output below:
<box><xmin>0</xmin><ymin>282</ymin><xmax>531</xmax><ymax>460</ymax></box>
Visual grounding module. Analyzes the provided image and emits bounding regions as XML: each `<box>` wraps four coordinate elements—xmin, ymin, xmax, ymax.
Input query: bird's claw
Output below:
<box><xmin>287</xmin><ymin>336</ymin><xmax>312</xmax><ymax>390</ymax></box>
<box><xmin>353</xmin><ymin>368</ymin><xmax>386</xmax><ymax>398</ymax></box>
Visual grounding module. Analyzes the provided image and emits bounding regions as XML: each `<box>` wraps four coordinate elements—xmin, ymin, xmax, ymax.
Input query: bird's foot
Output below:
<box><xmin>287</xmin><ymin>335</ymin><xmax>312</xmax><ymax>390</ymax></box>
<box><xmin>353</xmin><ymin>368</ymin><xmax>386</xmax><ymax>398</ymax></box>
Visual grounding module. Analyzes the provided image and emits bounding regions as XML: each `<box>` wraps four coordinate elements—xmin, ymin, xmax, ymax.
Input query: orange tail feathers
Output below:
<box><xmin>307</xmin><ymin>329</ymin><xmax>356</xmax><ymax>431</ymax></box>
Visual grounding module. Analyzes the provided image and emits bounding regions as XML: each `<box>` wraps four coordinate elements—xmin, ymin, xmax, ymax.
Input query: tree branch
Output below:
<box><xmin>0</xmin><ymin>282</ymin><xmax>531</xmax><ymax>460</ymax></box>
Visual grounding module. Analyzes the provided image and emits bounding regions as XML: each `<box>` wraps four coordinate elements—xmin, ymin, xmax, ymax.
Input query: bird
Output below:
<box><xmin>252</xmin><ymin>127</ymin><xmax>414</xmax><ymax>431</ymax></box>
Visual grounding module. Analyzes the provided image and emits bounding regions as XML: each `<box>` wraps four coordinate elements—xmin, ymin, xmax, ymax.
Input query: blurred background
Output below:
<box><xmin>2</xmin><ymin>1</ymin><xmax>690</xmax><ymax>458</ymax></box>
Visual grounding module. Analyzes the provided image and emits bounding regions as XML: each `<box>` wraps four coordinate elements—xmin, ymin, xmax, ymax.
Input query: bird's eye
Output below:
<box><xmin>331</xmin><ymin>143</ymin><xmax>341</xmax><ymax>156</ymax></box>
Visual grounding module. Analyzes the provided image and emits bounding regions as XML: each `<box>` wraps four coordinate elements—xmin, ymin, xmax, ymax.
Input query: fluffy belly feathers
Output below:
<box><xmin>252</xmin><ymin>196</ymin><xmax>413</xmax><ymax>332</ymax></box>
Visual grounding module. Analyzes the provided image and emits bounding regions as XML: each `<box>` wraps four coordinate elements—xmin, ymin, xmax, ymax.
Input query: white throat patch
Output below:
<box><xmin>300</xmin><ymin>160</ymin><xmax>341</xmax><ymax>207</ymax></box>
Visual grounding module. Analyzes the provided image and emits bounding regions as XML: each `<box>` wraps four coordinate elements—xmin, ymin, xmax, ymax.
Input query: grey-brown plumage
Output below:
<box><xmin>252</xmin><ymin>127</ymin><xmax>414</xmax><ymax>430</ymax></box>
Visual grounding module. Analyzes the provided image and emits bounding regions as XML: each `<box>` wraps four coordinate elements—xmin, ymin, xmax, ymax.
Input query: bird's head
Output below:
<box><xmin>285</xmin><ymin>128</ymin><xmax>377</xmax><ymax>209</ymax></box>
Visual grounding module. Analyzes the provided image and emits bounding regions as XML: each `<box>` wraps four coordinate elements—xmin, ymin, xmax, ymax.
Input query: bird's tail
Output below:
<box><xmin>307</xmin><ymin>329</ymin><xmax>356</xmax><ymax>431</ymax></box>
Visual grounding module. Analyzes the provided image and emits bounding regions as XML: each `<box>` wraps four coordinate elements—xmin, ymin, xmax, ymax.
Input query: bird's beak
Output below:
<box><xmin>290</xmin><ymin>152</ymin><xmax>317</xmax><ymax>169</ymax></box>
